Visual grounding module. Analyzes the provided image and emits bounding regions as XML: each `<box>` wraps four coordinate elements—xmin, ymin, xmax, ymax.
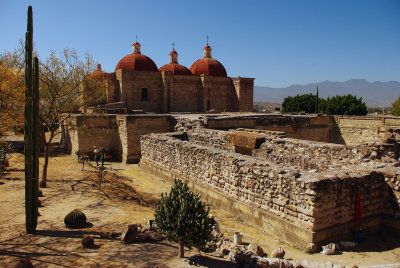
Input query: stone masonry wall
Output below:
<box><xmin>383</xmin><ymin>170</ymin><xmax>400</xmax><ymax>215</ymax></box>
<box><xmin>336</xmin><ymin>115</ymin><xmax>400</xmax><ymax>145</ymax></box>
<box><xmin>254</xmin><ymin>137</ymin><xmax>361</xmax><ymax>169</ymax></box>
<box><xmin>203</xmin><ymin>76</ymin><xmax>238</xmax><ymax>112</ymax></box>
<box><xmin>205</xmin><ymin>114</ymin><xmax>344</xmax><ymax>144</ymax></box>
<box><xmin>169</xmin><ymin>75</ymin><xmax>203</xmax><ymax>112</ymax></box>
<box><xmin>117</xmin><ymin>69</ymin><xmax>164</xmax><ymax>113</ymax></box>
<box><xmin>119</xmin><ymin>115</ymin><xmax>175</xmax><ymax>163</ymax></box>
<box><xmin>62</xmin><ymin>114</ymin><xmax>175</xmax><ymax>163</ymax></box>
<box><xmin>62</xmin><ymin>115</ymin><xmax>121</xmax><ymax>159</ymax></box>
<box><xmin>141</xmin><ymin>133</ymin><xmax>392</xmax><ymax>243</ymax></box>
<box><xmin>187</xmin><ymin>129</ymin><xmax>232</xmax><ymax>150</ymax></box>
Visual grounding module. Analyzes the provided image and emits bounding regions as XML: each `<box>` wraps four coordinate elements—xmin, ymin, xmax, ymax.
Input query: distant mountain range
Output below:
<box><xmin>254</xmin><ymin>79</ymin><xmax>400</xmax><ymax>107</ymax></box>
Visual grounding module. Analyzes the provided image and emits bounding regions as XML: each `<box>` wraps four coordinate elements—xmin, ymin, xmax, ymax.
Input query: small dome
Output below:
<box><xmin>189</xmin><ymin>58</ymin><xmax>227</xmax><ymax>77</ymax></box>
<box><xmin>87</xmin><ymin>64</ymin><xmax>108</xmax><ymax>79</ymax></box>
<box><xmin>169</xmin><ymin>49</ymin><xmax>178</xmax><ymax>55</ymax></box>
<box><xmin>115</xmin><ymin>53</ymin><xmax>158</xmax><ymax>72</ymax></box>
<box><xmin>159</xmin><ymin>63</ymin><xmax>192</xmax><ymax>75</ymax></box>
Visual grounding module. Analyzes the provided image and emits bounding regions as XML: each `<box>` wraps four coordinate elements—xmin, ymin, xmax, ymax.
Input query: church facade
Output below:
<box><xmin>96</xmin><ymin>42</ymin><xmax>254</xmax><ymax>113</ymax></box>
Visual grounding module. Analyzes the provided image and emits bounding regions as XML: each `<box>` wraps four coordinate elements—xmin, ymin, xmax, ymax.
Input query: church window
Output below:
<box><xmin>141</xmin><ymin>88</ymin><xmax>149</xmax><ymax>101</ymax></box>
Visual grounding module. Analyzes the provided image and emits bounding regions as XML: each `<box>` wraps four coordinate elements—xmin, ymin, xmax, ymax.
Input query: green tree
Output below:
<box><xmin>282</xmin><ymin>93</ymin><xmax>367</xmax><ymax>115</ymax></box>
<box><xmin>392</xmin><ymin>96</ymin><xmax>400</xmax><ymax>116</ymax></box>
<box><xmin>282</xmin><ymin>93</ymin><xmax>324</xmax><ymax>113</ymax></box>
<box><xmin>154</xmin><ymin>179</ymin><xmax>213</xmax><ymax>258</ymax></box>
<box><xmin>325</xmin><ymin>94</ymin><xmax>367</xmax><ymax>115</ymax></box>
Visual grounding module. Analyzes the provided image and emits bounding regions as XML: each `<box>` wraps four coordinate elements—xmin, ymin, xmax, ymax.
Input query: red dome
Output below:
<box><xmin>87</xmin><ymin>64</ymin><xmax>108</xmax><ymax>79</ymax></box>
<box><xmin>159</xmin><ymin>63</ymin><xmax>192</xmax><ymax>75</ymax></box>
<box><xmin>87</xmin><ymin>70</ymin><xmax>107</xmax><ymax>79</ymax></box>
<box><xmin>115</xmin><ymin>53</ymin><xmax>158</xmax><ymax>72</ymax></box>
<box><xmin>189</xmin><ymin>58</ymin><xmax>227</xmax><ymax>77</ymax></box>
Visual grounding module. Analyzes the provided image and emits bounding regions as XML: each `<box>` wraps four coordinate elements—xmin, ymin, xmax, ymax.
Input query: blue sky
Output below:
<box><xmin>1</xmin><ymin>0</ymin><xmax>399</xmax><ymax>87</ymax></box>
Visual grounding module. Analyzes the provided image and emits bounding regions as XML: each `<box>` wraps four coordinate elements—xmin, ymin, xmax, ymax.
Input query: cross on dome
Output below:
<box><xmin>169</xmin><ymin>43</ymin><xmax>178</xmax><ymax>63</ymax></box>
<box><xmin>132</xmin><ymin>39</ymin><xmax>141</xmax><ymax>54</ymax></box>
<box><xmin>203</xmin><ymin>37</ymin><xmax>212</xmax><ymax>58</ymax></box>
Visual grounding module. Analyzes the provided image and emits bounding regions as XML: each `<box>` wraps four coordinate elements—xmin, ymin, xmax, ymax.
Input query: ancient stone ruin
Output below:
<box><xmin>61</xmin><ymin>113</ymin><xmax>400</xmax><ymax>250</ymax></box>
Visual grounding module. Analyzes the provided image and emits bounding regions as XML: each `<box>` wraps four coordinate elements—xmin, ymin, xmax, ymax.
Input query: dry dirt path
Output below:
<box><xmin>1</xmin><ymin>151</ymin><xmax>400</xmax><ymax>267</ymax></box>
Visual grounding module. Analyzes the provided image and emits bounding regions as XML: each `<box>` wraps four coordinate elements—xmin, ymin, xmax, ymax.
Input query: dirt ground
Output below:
<box><xmin>1</xmin><ymin>140</ymin><xmax>400</xmax><ymax>267</ymax></box>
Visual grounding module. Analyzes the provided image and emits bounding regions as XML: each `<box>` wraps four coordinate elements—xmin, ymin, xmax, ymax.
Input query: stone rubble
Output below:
<box><xmin>206</xmin><ymin>232</ymin><xmax>348</xmax><ymax>268</ymax></box>
<box><xmin>121</xmin><ymin>223</ymin><xmax>164</xmax><ymax>244</ymax></box>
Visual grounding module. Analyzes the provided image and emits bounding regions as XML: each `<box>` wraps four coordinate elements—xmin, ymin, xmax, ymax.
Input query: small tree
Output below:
<box><xmin>325</xmin><ymin>94</ymin><xmax>367</xmax><ymax>115</ymax></box>
<box><xmin>154</xmin><ymin>179</ymin><xmax>213</xmax><ymax>258</ymax></box>
<box><xmin>38</xmin><ymin>49</ymin><xmax>96</xmax><ymax>187</ymax></box>
<box><xmin>0</xmin><ymin>48</ymin><xmax>25</xmax><ymax>134</ymax></box>
<box><xmin>282</xmin><ymin>93</ymin><xmax>322</xmax><ymax>113</ymax></box>
<box><xmin>1</xmin><ymin>46</ymin><xmax>100</xmax><ymax>188</ymax></box>
<box><xmin>392</xmin><ymin>96</ymin><xmax>400</xmax><ymax>116</ymax></box>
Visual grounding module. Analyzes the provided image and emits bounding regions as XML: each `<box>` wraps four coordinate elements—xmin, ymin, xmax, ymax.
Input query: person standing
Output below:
<box><xmin>93</xmin><ymin>146</ymin><xmax>99</xmax><ymax>166</ymax></box>
<box><xmin>100</xmin><ymin>148</ymin><xmax>106</xmax><ymax>167</ymax></box>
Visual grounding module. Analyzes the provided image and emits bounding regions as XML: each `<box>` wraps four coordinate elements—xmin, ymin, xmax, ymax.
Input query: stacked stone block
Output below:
<box><xmin>140</xmin><ymin>131</ymin><xmax>399</xmax><ymax>246</ymax></box>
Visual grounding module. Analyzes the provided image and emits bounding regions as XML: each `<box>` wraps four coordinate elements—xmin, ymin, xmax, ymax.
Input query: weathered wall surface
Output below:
<box><xmin>118</xmin><ymin>115</ymin><xmax>175</xmax><ymax>163</ymax></box>
<box><xmin>62</xmin><ymin>114</ymin><xmax>175</xmax><ymax>163</ymax></box>
<box><xmin>116</xmin><ymin>69</ymin><xmax>164</xmax><ymax>113</ymax></box>
<box><xmin>63</xmin><ymin>115</ymin><xmax>121</xmax><ymax>159</ymax></box>
<box><xmin>205</xmin><ymin>115</ymin><xmax>344</xmax><ymax>144</ymax></box>
<box><xmin>336</xmin><ymin>116</ymin><xmax>400</xmax><ymax>145</ymax></box>
<box><xmin>187</xmin><ymin>129</ymin><xmax>232</xmax><ymax>150</ymax></box>
<box><xmin>106</xmin><ymin>72</ymin><xmax>120</xmax><ymax>103</ymax></box>
<box><xmin>170</xmin><ymin>75</ymin><xmax>203</xmax><ymax>112</ymax></box>
<box><xmin>254</xmin><ymin>137</ymin><xmax>360</xmax><ymax>169</ymax></box>
<box><xmin>382</xmin><ymin>168</ymin><xmax>400</xmax><ymax>214</ymax></box>
<box><xmin>140</xmin><ymin>132</ymin><xmax>399</xmax><ymax>248</ymax></box>
<box><xmin>202</xmin><ymin>76</ymin><xmax>238</xmax><ymax>113</ymax></box>
<box><xmin>232</xmin><ymin>77</ymin><xmax>254</xmax><ymax>112</ymax></box>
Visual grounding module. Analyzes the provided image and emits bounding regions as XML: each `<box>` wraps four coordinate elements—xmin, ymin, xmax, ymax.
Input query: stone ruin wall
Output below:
<box><xmin>140</xmin><ymin>130</ymin><xmax>400</xmax><ymax>247</ymax></box>
<box><xmin>202</xmin><ymin>114</ymin><xmax>400</xmax><ymax>147</ymax></box>
<box><xmin>204</xmin><ymin>114</ymin><xmax>344</xmax><ymax>144</ymax></box>
<box><xmin>253</xmin><ymin>134</ymin><xmax>398</xmax><ymax>168</ymax></box>
<box><xmin>117</xmin><ymin>115</ymin><xmax>175</xmax><ymax>163</ymax></box>
<box><xmin>187</xmin><ymin>128</ymin><xmax>232</xmax><ymax>150</ymax></box>
<box><xmin>61</xmin><ymin>113</ymin><xmax>400</xmax><ymax>247</ymax></box>
<box><xmin>188</xmin><ymin>128</ymin><xmax>400</xmax><ymax>216</ymax></box>
<box><xmin>61</xmin><ymin>114</ymin><xmax>174</xmax><ymax>162</ymax></box>
<box><xmin>336</xmin><ymin>115</ymin><xmax>400</xmax><ymax>145</ymax></box>
<box><xmin>254</xmin><ymin>136</ymin><xmax>359</xmax><ymax>168</ymax></box>
<box><xmin>63</xmin><ymin>115</ymin><xmax>121</xmax><ymax>159</ymax></box>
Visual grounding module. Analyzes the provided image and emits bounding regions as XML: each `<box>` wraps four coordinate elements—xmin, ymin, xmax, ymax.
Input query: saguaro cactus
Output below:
<box><xmin>24</xmin><ymin>5</ymin><xmax>39</xmax><ymax>234</ymax></box>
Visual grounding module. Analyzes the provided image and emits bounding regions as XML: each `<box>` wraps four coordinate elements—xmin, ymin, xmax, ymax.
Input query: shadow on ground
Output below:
<box><xmin>341</xmin><ymin>230</ymin><xmax>400</xmax><ymax>253</ymax></box>
<box><xmin>186</xmin><ymin>254</ymin><xmax>237</xmax><ymax>268</ymax></box>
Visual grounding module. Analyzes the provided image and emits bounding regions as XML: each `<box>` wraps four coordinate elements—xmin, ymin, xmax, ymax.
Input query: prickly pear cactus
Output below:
<box><xmin>64</xmin><ymin>209</ymin><xmax>87</xmax><ymax>229</ymax></box>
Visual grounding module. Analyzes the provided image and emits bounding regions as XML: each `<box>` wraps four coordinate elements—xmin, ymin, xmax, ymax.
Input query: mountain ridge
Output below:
<box><xmin>254</xmin><ymin>79</ymin><xmax>400</xmax><ymax>107</ymax></box>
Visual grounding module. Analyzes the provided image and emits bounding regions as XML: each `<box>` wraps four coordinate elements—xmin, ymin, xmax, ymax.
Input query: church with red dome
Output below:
<box><xmin>97</xmin><ymin>41</ymin><xmax>254</xmax><ymax>113</ymax></box>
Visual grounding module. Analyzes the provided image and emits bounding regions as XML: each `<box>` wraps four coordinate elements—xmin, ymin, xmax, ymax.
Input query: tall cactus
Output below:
<box><xmin>315</xmin><ymin>86</ymin><xmax>319</xmax><ymax>114</ymax></box>
<box><xmin>24</xmin><ymin>5</ymin><xmax>39</xmax><ymax>234</ymax></box>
